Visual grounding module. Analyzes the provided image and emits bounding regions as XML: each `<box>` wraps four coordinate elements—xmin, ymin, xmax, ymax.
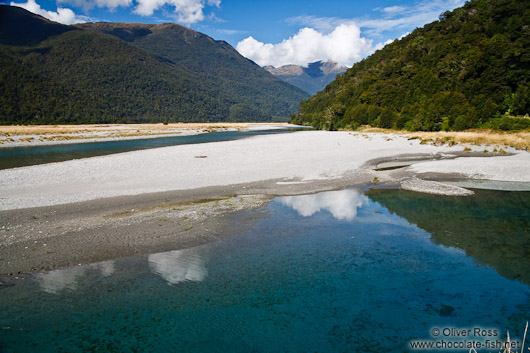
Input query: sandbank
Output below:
<box><xmin>0</xmin><ymin>122</ymin><xmax>291</xmax><ymax>148</ymax></box>
<box><xmin>1</xmin><ymin>130</ymin><xmax>529</xmax><ymax>275</ymax></box>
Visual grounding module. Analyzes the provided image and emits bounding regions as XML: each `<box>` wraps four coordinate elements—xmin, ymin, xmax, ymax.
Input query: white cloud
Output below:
<box><xmin>273</xmin><ymin>0</ymin><xmax>466</xmax><ymax>66</ymax></box>
<box><xmin>97</xmin><ymin>0</ymin><xmax>132</xmax><ymax>9</ymax></box>
<box><xmin>36</xmin><ymin>260</ymin><xmax>115</xmax><ymax>294</ymax></box>
<box><xmin>278</xmin><ymin>189</ymin><xmax>368</xmax><ymax>221</ymax></box>
<box><xmin>216</xmin><ymin>28</ymin><xmax>245</xmax><ymax>35</ymax></box>
<box><xmin>134</xmin><ymin>0</ymin><xmax>219</xmax><ymax>25</ymax></box>
<box><xmin>10</xmin><ymin>0</ymin><xmax>86</xmax><ymax>24</ymax></box>
<box><xmin>287</xmin><ymin>0</ymin><xmax>466</xmax><ymax>41</ymax></box>
<box><xmin>285</xmin><ymin>15</ymin><xmax>349</xmax><ymax>33</ymax></box>
<box><xmin>373</xmin><ymin>38</ymin><xmax>394</xmax><ymax>51</ymax></box>
<box><xmin>360</xmin><ymin>0</ymin><xmax>466</xmax><ymax>37</ymax></box>
<box><xmin>148</xmin><ymin>247</ymin><xmax>207</xmax><ymax>285</ymax></box>
<box><xmin>236</xmin><ymin>23</ymin><xmax>372</xmax><ymax>68</ymax></box>
<box><xmin>57</xmin><ymin>0</ymin><xmax>132</xmax><ymax>12</ymax></box>
<box><xmin>378</xmin><ymin>5</ymin><xmax>407</xmax><ymax>15</ymax></box>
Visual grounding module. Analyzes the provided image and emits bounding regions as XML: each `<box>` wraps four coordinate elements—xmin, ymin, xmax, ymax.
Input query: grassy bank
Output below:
<box><xmin>0</xmin><ymin>122</ymin><xmax>289</xmax><ymax>135</ymax></box>
<box><xmin>355</xmin><ymin>127</ymin><xmax>530</xmax><ymax>151</ymax></box>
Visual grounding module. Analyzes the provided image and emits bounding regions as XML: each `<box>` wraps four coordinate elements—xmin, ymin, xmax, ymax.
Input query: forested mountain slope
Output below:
<box><xmin>292</xmin><ymin>0</ymin><xmax>530</xmax><ymax>131</ymax></box>
<box><xmin>0</xmin><ymin>5</ymin><xmax>308</xmax><ymax>124</ymax></box>
<box><xmin>78</xmin><ymin>22</ymin><xmax>308</xmax><ymax>121</ymax></box>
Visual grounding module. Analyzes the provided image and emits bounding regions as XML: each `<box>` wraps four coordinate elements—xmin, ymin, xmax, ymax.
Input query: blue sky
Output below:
<box><xmin>5</xmin><ymin>0</ymin><xmax>465</xmax><ymax>67</ymax></box>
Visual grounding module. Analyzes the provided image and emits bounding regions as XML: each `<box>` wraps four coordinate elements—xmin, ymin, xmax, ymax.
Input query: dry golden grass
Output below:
<box><xmin>473</xmin><ymin>321</ymin><xmax>529</xmax><ymax>353</ymax></box>
<box><xmin>357</xmin><ymin>127</ymin><xmax>530</xmax><ymax>151</ymax></box>
<box><xmin>0</xmin><ymin>122</ymin><xmax>294</xmax><ymax>146</ymax></box>
<box><xmin>0</xmin><ymin>123</ymin><xmax>290</xmax><ymax>136</ymax></box>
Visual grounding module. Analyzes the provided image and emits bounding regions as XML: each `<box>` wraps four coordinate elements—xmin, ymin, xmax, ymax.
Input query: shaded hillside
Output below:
<box><xmin>78</xmin><ymin>22</ymin><xmax>309</xmax><ymax>121</ymax></box>
<box><xmin>0</xmin><ymin>5</ymin><xmax>74</xmax><ymax>45</ymax></box>
<box><xmin>0</xmin><ymin>6</ymin><xmax>308</xmax><ymax>124</ymax></box>
<box><xmin>293</xmin><ymin>0</ymin><xmax>530</xmax><ymax>131</ymax></box>
<box><xmin>265</xmin><ymin>61</ymin><xmax>347</xmax><ymax>95</ymax></box>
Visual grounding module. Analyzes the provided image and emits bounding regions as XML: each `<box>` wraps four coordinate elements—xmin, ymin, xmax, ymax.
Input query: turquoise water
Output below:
<box><xmin>0</xmin><ymin>129</ymin><xmax>300</xmax><ymax>170</ymax></box>
<box><xmin>0</xmin><ymin>188</ymin><xmax>529</xmax><ymax>352</ymax></box>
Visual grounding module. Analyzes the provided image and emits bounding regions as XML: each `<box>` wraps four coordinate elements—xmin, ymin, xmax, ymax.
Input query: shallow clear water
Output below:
<box><xmin>0</xmin><ymin>189</ymin><xmax>529</xmax><ymax>352</ymax></box>
<box><xmin>0</xmin><ymin>129</ymin><xmax>298</xmax><ymax>170</ymax></box>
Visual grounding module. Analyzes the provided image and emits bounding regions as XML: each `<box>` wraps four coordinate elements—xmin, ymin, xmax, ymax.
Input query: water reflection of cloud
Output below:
<box><xmin>36</xmin><ymin>260</ymin><xmax>115</xmax><ymax>294</ymax></box>
<box><xmin>278</xmin><ymin>189</ymin><xmax>368</xmax><ymax>221</ymax></box>
<box><xmin>148</xmin><ymin>247</ymin><xmax>207</xmax><ymax>285</ymax></box>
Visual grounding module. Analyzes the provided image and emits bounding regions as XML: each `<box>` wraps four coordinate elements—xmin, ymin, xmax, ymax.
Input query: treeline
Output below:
<box><xmin>292</xmin><ymin>0</ymin><xmax>530</xmax><ymax>131</ymax></box>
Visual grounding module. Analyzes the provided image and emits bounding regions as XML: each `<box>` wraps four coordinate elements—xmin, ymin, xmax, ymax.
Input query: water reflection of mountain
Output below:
<box><xmin>278</xmin><ymin>189</ymin><xmax>368</xmax><ymax>221</ymax></box>
<box><xmin>367</xmin><ymin>189</ymin><xmax>530</xmax><ymax>286</ymax></box>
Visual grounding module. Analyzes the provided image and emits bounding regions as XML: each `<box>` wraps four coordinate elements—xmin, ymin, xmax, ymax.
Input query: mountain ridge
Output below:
<box><xmin>0</xmin><ymin>5</ymin><xmax>308</xmax><ymax>124</ymax></box>
<box><xmin>265</xmin><ymin>61</ymin><xmax>347</xmax><ymax>95</ymax></box>
<box><xmin>78</xmin><ymin>21</ymin><xmax>309</xmax><ymax>120</ymax></box>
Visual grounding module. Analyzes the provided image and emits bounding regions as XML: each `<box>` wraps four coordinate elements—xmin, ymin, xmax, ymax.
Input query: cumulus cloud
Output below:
<box><xmin>236</xmin><ymin>23</ymin><xmax>373</xmax><ymax>68</ymax></box>
<box><xmin>57</xmin><ymin>0</ymin><xmax>132</xmax><ymax>12</ymax></box>
<box><xmin>36</xmin><ymin>260</ymin><xmax>115</xmax><ymax>294</ymax></box>
<box><xmin>148</xmin><ymin>248</ymin><xmax>208</xmax><ymax>285</ymax></box>
<box><xmin>10</xmin><ymin>0</ymin><xmax>86</xmax><ymax>24</ymax></box>
<box><xmin>134</xmin><ymin>0</ymin><xmax>220</xmax><ymax>25</ymax></box>
<box><xmin>271</xmin><ymin>0</ymin><xmax>466</xmax><ymax>67</ymax></box>
<box><xmin>278</xmin><ymin>189</ymin><xmax>368</xmax><ymax>221</ymax></box>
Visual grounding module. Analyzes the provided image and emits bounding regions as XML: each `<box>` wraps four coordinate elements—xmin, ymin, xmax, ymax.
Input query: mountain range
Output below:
<box><xmin>0</xmin><ymin>5</ymin><xmax>309</xmax><ymax>124</ymax></box>
<box><xmin>292</xmin><ymin>0</ymin><xmax>530</xmax><ymax>131</ymax></box>
<box><xmin>264</xmin><ymin>61</ymin><xmax>347</xmax><ymax>95</ymax></box>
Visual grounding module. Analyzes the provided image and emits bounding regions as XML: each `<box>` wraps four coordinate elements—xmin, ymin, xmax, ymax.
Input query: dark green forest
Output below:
<box><xmin>292</xmin><ymin>0</ymin><xmax>530</xmax><ymax>131</ymax></box>
<box><xmin>0</xmin><ymin>6</ymin><xmax>308</xmax><ymax>125</ymax></box>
